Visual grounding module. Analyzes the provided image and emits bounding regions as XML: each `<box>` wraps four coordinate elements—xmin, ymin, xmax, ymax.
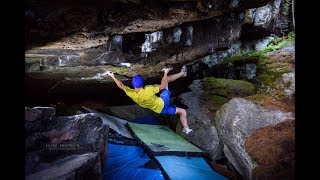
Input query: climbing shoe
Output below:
<box><xmin>181</xmin><ymin>65</ymin><xmax>187</xmax><ymax>77</ymax></box>
<box><xmin>182</xmin><ymin>127</ymin><xmax>194</xmax><ymax>137</ymax></box>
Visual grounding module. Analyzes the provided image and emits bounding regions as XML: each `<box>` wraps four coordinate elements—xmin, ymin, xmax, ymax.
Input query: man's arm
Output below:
<box><xmin>106</xmin><ymin>71</ymin><xmax>125</xmax><ymax>90</ymax></box>
<box><xmin>159</xmin><ymin>68</ymin><xmax>169</xmax><ymax>90</ymax></box>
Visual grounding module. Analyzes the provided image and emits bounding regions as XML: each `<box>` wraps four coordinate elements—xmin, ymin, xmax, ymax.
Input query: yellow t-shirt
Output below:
<box><xmin>123</xmin><ymin>85</ymin><xmax>164</xmax><ymax>113</ymax></box>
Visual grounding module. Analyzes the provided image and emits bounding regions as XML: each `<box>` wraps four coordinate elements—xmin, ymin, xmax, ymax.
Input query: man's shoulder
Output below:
<box><xmin>145</xmin><ymin>85</ymin><xmax>159</xmax><ymax>89</ymax></box>
<box><xmin>123</xmin><ymin>86</ymin><xmax>134</xmax><ymax>92</ymax></box>
<box><xmin>144</xmin><ymin>85</ymin><xmax>160</xmax><ymax>94</ymax></box>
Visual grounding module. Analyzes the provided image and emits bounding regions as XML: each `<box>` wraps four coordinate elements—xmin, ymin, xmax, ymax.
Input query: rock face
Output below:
<box><xmin>25</xmin><ymin>107</ymin><xmax>56</xmax><ymax>136</ymax></box>
<box><xmin>178</xmin><ymin>77</ymin><xmax>256</xmax><ymax>161</ymax></box>
<box><xmin>25</xmin><ymin>0</ymin><xmax>271</xmax><ymax>48</ymax></box>
<box><xmin>178</xmin><ymin>80</ymin><xmax>223</xmax><ymax>160</ymax></box>
<box><xmin>25</xmin><ymin>0</ymin><xmax>274</xmax><ymax>104</ymax></box>
<box><xmin>25</xmin><ymin>108</ymin><xmax>109</xmax><ymax>179</ymax></box>
<box><xmin>244</xmin><ymin>0</ymin><xmax>282</xmax><ymax>31</ymax></box>
<box><xmin>258</xmin><ymin>42</ymin><xmax>295</xmax><ymax>101</ymax></box>
<box><xmin>26</xmin><ymin>152</ymin><xmax>101</xmax><ymax>180</ymax></box>
<box><xmin>105</xmin><ymin>104</ymin><xmax>159</xmax><ymax>120</ymax></box>
<box><xmin>241</xmin><ymin>36</ymin><xmax>274</xmax><ymax>52</ymax></box>
<box><xmin>252</xmin><ymin>0</ymin><xmax>282</xmax><ymax>29</ymax></box>
<box><xmin>200</xmin><ymin>41</ymin><xmax>242</xmax><ymax>68</ymax></box>
<box><xmin>241</xmin><ymin>0</ymin><xmax>293</xmax><ymax>51</ymax></box>
<box><xmin>215</xmin><ymin>97</ymin><xmax>294</xmax><ymax>179</ymax></box>
<box><xmin>25</xmin><ymin>13</ymin><xmax>243</xmax><ymax>77</ymax></box>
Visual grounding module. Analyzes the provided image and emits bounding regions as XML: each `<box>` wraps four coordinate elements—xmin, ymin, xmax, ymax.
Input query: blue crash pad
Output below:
<box><xmin>132</xmin><ymin>115</ymin><xmax>161</xmax><ymax>125</ymax></box>
<box><xmin>103</xmin><ymin>143</ymin><xmax>164</xmax><ymax>180</ymax></box>
<box><xmin>155</xmin><ymin>156</ymin><xmax>226</xmax><ymax>180</ymax></box>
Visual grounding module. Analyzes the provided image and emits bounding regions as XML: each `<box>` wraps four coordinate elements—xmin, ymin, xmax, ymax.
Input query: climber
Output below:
<box><xmin>106</xmin><ymin>65</ymin><xmax>194</xmax><ymax>136</ymax></box>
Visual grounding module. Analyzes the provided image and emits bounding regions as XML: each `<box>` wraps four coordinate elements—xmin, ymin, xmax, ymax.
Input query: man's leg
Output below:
<box><xmin>161</xmin><ymin>66</ymin><xmax>193</xmax><ymax>135</ymax></box>
<box><xmin>175</xmin><ymin>107</ymin><xmax>188</xmax><ymax>128</ymax></box>
<box><xmin>176</xmin><ymin>107</ymin><xmax>193</xmax><ymax>135</ymax></box>
<box><xmin>167</xmin><ymin>65</ymin><xmax>187</xmax><ymax>83</ymax></box>
<box><xmin>160</xmin><ymin>89</ymin><xmax>188</xmax><ymax>129</ymax></box>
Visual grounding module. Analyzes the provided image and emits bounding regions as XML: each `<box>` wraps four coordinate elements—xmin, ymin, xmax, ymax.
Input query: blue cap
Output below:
<box><xmin>132</xmin><ymin>75</ymin><xmax>144</xmax><ymax>88</ymax></box>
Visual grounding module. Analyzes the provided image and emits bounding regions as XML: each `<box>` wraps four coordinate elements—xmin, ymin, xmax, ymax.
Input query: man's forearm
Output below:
<box><xmin>111</xmin><ymin>76</ymin><xmax>124</xmax><ymax>90</ymax></box>
<box><xmin>159</xmin><ymin>73</ymin><xmax>168</xmax><ymax>90</ymax></box>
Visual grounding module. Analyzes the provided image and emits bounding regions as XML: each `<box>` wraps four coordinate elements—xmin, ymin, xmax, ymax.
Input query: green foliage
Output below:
<box><xmin>288</xmin><ymin>31</ymin><xmax>295</xmax><ymax>39</ymax></box>
<box><xmin>255</xmin><ymin>33</ymin><xmax>294</xmax><ymax>96</ymax></box>
<box><xmin>283</xmin><ymin>0</ymin><xmax>292</xmax><ymax>16</ymax></box>
<box><xmin>257</xmin><ymin>62</ymin><xmax>291</xmax><ymax>88</ymax></box>
<box><xmin>256</xmin><ymin>56</ymin><xmax>268</xmax><ymax>71</ymax></box>
<box><xmin>281</xmin><ymin>0</ymin><xmax>293</xmax><ymax>35</ymax></box>
<box><xmin>221</xmin><ymin>32</ymin><xmax>295</xmax><ymax>64</ymax></box>
<box><xmin>215</xmin><ymin>32</ymin><xmax>295</xmax><ymax>99</ymax></box>
<box><xmin>244</xmin><ymin>9</ymin><xmax>253</xmax><ymax>24</ymax></box>
<box><xmin>258</xmin><ymin>70</ymin><xmax>280</xmax><ymax>87</ymax></box>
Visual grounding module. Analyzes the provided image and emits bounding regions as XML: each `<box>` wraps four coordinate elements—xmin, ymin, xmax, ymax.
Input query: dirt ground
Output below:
<box><xmin>245</xmin><ymin>120</ymin><xmax>295</xmax><ymax>179</ymax></box>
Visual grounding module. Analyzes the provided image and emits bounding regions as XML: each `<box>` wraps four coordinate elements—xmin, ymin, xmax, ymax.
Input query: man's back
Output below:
<box><xmin>123</xmin><ymin>85</ymin><xmax>164</xmax><ymax>113</ymax></box>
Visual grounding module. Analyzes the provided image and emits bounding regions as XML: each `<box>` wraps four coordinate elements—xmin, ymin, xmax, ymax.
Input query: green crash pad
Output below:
<box><xmin>127</xmin><ymin>122</ymin><xmax>203</xmax><ymax>156</ymax></box>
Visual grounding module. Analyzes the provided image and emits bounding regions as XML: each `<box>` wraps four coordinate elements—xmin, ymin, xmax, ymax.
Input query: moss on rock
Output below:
<box><xmin>256</xmin><ymin>42</ymin><xmax>294</xmax><ymax>100</ymax></box>
<box><xmin>204</xmin><ymin>77</ymin><xmax>255</xmax><ymax>98</ymax></box>
<box><xmin>209</xmin><ymin>95</ymin><xmax>228</xmax><ymax>106</ymax></box>
<box><xmin>244</xmin><ymin>9</ymin><xmax>253</xmax><ymax>24</ymax></box>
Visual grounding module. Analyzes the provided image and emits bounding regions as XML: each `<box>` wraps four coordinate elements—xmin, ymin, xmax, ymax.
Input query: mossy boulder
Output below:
<box><xmin>215</xmin><ymin>97</ymin><xmax>294</xmax><ymax>179</ymax></box>
<box><xmin>256</xmin><ymin>42</ymin><xmax>295</xmax><ymax>100</ymax></box>
<box><xmin>178</xmin><ymin>80</ymin><xmax>223</xmax><ymax>160</ymax></box>
<box><xmin>203</xmin><ymin>77</ymin><xmax>255</xmax><ymax>99</ymax></box>
<box><xmin>218</xmin><ymin>33</ymin><xmax>295</xmax><ymax>101</ymax></box>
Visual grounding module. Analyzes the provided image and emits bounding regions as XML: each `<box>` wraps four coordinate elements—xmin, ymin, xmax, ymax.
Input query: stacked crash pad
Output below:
<box><xmin>127</xmin><ymin>122</ymin><xmax>203</xmax><ymax>156</ymax></box>
<box><xmin>84</xmin><ymin>106</ymin><xmax>226</xmax><ymax>180</ymax></box>
<box><xmin>127</xmin><ymin>122</ymin><xmax>226</xmax><ymax>180</ymax></box>
<box><xmin>103</xmin><ymin>143</ymin><xmax>164</xmax><ymax>180</ymax></box>
<box><xmin>155</xmin><ymin>156</ymin><xmax>226</xmax><ymax>180</ymax></box>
